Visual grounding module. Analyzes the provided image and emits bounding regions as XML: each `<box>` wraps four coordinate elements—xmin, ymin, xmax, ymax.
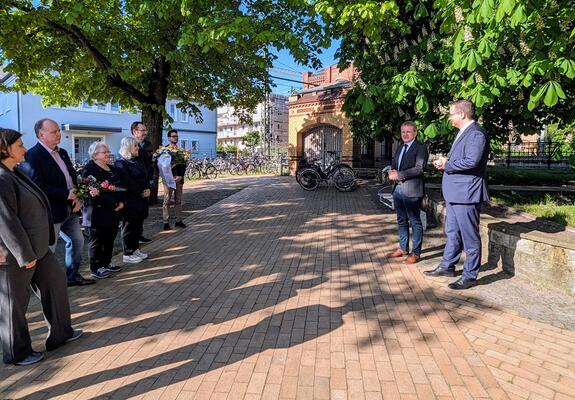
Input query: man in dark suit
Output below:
<box><xmin>387</xmin><ymin>121</ymin><xmax>429</xmax><ymax>264</ymax></box>
<box><xmin>130</xmin><ymin>121</ymin><xmax>154</xmax><ymax>242</ymax></box>
<box><xmin>20</xmin><ymin>119</ymin><xmax>95</xmax><ymax>287</ymax></box>
<box><xmin>424</xmin><ymin>100</ymin><xmax>489</xmax><ymax>290</ymax></box>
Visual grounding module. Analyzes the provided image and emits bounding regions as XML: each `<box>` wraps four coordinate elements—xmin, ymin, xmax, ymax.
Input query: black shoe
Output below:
<box><xmin>14</xmin><ymin>351</ymin><xmax>44</xmax><ymax>366</ymax></box>
<box><xmin>175</xmin><ymin>221</ymin><xmax>186</xmax><ymax>228</ymax></box>
<box><xmin>65</xmin><ymin>330</ymin><xmax>83</xmax><ymax>344</ymax></box>
<box><xmin>139</xmin><ymin>236</ymin><xmax>152</xmax><ymax>243</ymax></box>
<box><xmin>423</xmin><ymin>267</ymin><xmax>455</xmax><ymax>277</ymax></box>
<box><xmin>67</xmin><ymin>276</ymin><xmax>96</xmax><ymax>287</ymax></box>
<box><xmin>448</xmin><ymin>278</ymin><xmax>476</xmax><ymax>290</ymax></box>
<box><xmin>163</xmin><ymin>223</ymin><xmax>171</xmax><ymax>231</ymax></box>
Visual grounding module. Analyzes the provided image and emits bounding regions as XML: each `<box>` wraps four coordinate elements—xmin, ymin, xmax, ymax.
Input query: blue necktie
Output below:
<box><xmin>398</xmin><ymin>144</ymin><xmax>408</xmax><ymax>169</ymax></box>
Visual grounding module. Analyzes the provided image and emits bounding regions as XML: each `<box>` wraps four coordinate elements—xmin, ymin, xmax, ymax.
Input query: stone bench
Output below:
<box><xmin>424</xmin><ymin>191</ymin><xmax>575</xmax><ymax>296</ymax></box>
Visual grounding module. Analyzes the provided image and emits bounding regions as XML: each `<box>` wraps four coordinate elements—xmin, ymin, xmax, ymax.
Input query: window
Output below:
<box><xmin>191</xmin><ymin>140</ymin><xmax>199</xmax><ymax>152</ymax></box>
<box><xmin>361</xmin><ymin>141</ymin><xmax>368</xmax><ymax>155</ymax></box>
<box><xmin>181</xmin><ymin>139</ymin><xmax>188</xmax><ymax>150</ymax></box>
<box><xmin>97</xmin><ymin>102</ymin><xmax>107</xmax><ymax>111</ymax></box>
<box><xmin>168</xmin><ymin>103</ymin><xmax>177</xmax><ymax>120</ymax></box>
<box><xmin>110</xmin><ymin>103</ymin><xmax>120</xmax><ymax>112</ymax></box>
<box><xmin>180</xmin><ymin>110</ymin><xmax>189</xmax><ymax>123</ymax></box>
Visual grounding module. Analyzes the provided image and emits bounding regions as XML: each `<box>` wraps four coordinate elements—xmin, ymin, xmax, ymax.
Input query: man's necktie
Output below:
<box><xmin>398</xmin><ymin>144</ymin><xmax>408</xmax><ymax>169</ymax></box>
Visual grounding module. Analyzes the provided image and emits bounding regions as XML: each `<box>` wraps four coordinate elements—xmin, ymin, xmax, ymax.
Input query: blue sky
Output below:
<box><xmin>270</xmin><ymin>39</ymin><xmax>341</xmax><ymax>96</ymax></box>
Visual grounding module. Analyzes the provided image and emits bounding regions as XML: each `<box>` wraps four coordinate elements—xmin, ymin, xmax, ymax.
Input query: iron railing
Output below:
<box><xmin>491</xmin><ymin>141</ymin><xmax>571</xmax><ymax>168</ymax></box>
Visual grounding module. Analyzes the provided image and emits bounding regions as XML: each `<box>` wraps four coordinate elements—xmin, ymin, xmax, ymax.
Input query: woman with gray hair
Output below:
<box><xmin>81</xmin><ymin>142</ymin><xmax>125</xmax><ymax>279</ymax></box>
<box><xmin>114</xmin><ymin>137</ymin><xmax>150</xmax><ymax>264</ymax></box>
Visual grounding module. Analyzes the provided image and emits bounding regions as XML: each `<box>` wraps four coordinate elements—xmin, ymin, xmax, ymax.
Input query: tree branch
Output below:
<box><xmin>44</xmin><ymin>19</ymin><xmax>151</xmax><ymax>104</ymax></box>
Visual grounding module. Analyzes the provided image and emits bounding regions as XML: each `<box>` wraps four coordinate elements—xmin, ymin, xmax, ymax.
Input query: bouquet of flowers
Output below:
<box><xmin>153</xmin><ymin>146</ymin><xmax>190</xmax><ymax>166</ymax></box>
<box><xmin>75</xmin><ymin>175</ymin><xmax>126</xmax><ymax>201</ymax></box>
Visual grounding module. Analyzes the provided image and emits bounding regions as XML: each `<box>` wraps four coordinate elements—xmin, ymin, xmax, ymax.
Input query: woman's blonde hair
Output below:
<box><xmin>119</xmin><ymin>136</ymin><xmax>138</xmax><ymax>159</ymax></box>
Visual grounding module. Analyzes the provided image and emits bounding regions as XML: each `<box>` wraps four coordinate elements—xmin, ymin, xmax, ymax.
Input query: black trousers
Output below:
<box><xmin>87</xmin><ymin>224</ymin><xmax>119</xmax><ymax>272</ymax></box>
<box><xmin>0</xmin><ymin>251</ymin><xmax>74</xmax><ymax>363</ymax></box>
<box><xmin>122</xmin><ymin>218</ymin><xmax>144</xmax><ymax>255</ymax></box>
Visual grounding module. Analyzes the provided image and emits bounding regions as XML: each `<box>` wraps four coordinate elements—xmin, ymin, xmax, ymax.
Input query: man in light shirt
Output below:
<box><xmin>21</xmin><ymin>119</ymin><xmax>95</xmax><ymax>286</ymax></box>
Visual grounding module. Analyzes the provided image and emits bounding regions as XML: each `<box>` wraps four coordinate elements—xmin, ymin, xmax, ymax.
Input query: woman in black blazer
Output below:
<box><xmin>114</xmin><ymin>137</ymin><xmax>150</xmax><ymax>263</ymax></box>
<box><xmin>0</xmin><ymin>129</ymin><xmax>81</xmax><ymax>366</ymax></box>
<box><xmin>81</xmin><ymin>142</ymin><xmax>125</xmax><ymax>279</ymax></box>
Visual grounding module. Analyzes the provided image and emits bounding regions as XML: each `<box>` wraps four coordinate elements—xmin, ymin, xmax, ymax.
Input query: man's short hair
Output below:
<box><xmin>130</xmin><ymin>121</ymin><xmax>144</xmax><ymax>134</ymax></box>
<box><xmin>450</xmin><ymin>100</ymin><xmax>475</xmax><ymax>119</ymax></box>
<box><xmin>167</xmin><ymin>129</ymin><xmax>178</xmax><ymax>137</ymax></box>
<box><xmin>401</xmin><ymin>121</ymin><xmax>417</xmax><ymax>131</ymax></box>
<box><xmin>34</xmin><ymin>118</ymin><xmax>56</xmax><ymax>137</ymax></box>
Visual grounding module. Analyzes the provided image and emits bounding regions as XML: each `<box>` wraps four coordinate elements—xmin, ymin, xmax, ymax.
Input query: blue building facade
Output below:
<box><xmin>0</xmin><ymin>73</ymin><xmax>217</xmax><ymax>162</ymax></box>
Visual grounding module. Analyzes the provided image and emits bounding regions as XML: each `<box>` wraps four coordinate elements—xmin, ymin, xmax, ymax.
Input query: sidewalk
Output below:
<box><xmin>1</xmin><ymin>177</ymin><xmax>574</xmax><ymax>399</ymax></box>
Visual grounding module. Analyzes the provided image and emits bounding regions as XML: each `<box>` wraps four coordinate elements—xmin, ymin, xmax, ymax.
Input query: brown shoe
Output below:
<box><xmin>387</xmin><ymin>248</ymin><xmax>408</xmax><ymax>258</ymax></box>
<box><xmin>403</xmin><ymin>254</ymin><xmax>420</xmax><ymax>264</ymax></box>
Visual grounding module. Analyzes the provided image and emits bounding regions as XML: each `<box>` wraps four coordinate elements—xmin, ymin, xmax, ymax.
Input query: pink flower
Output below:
<box><xmin>108</xmin><ymin>184</ymin><xmax>117</xmax><ymax>191</ymax></box>
<box><xmin>100</xmin><ymin>180</ymin><xmax>110</xmax><ymax>189</ymax></box>
<box><xmin>89</xmin><ymin>188</ymin><xmax>100</xmax><ymax>197</ymax></box>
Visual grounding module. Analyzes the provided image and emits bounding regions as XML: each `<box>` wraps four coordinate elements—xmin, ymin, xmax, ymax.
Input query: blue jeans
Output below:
<box><xmin>50</xmin><ymin>214</ymin><xmax>84</xmax><ymax>282</ymax></box>
<box><xmin>392</xmin><ymin>186</ymin><xmax>423</xmax><ymax>256</ymax></box>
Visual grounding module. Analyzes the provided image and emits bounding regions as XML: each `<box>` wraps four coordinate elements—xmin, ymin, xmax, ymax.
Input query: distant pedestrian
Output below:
<box><xmin>0</xmin><ymin>128</ymin><xmax>82</xmax><ymax>366</ymax></box>
<box><xmin>20</xmin><ymin>119</ymin><xmax>94</xmax><ymax>287</ymax></box>
<box><xmin>130</xmin><ymin>121</ymin><xmax>154</xmax><ymax>243</ymax></box>
<box><xmin>81</xmin><ymin>142</ymin><xmax>125</xmax><ymax>279</ymax></box>
<box><xmin>424</xmin><ymin>100</ymin><xmax>489</xmax><ymax>290</ymax></box>
<box><xmin>115</xmin><ymin>137</ymin><xmax>150</xmax><ymax>264</ymax></box>
<box><xmin>386</xmin><ymin>121</ymin><xmax>429</xmax><ymax>265</ymax></box>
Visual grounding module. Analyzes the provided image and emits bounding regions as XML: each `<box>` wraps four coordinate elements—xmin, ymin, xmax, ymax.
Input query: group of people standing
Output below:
<box><xmin>0</xmin><ymin>119</ymin><xmax>188</xmax><ymax>366</ymax></box>
<box><xmin>387</xmin><ymin>100</ymin><xmax>490</xmax><ymax>290</ymax></box>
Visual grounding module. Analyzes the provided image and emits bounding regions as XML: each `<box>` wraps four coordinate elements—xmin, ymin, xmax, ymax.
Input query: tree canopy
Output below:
<box><xmin>316</xmin><ymin>0</ymin><xmax>575</xmax><ymax>152</ymax></box>
<box><xmin>0</xmin><ymin>0</ymin><xmax>329</xmax><ymax>150</ymax></box>
<box><xmin>241</xmin><ymin>130</ymin><xmax>261</xmax><ymax>152</ymax></box>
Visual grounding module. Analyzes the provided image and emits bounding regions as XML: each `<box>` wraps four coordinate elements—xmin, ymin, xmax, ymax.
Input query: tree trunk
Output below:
<box><xmin>142</xmin><ymin>105</ymin><xmax>165</xmax><ymax>204</ymax></box>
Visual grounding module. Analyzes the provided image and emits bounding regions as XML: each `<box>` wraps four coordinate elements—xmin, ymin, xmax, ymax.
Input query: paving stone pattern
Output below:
<box><xmin>1</xmin><ymin>177</ymin><xmax>574</xmax><ymax>399</ymax></box>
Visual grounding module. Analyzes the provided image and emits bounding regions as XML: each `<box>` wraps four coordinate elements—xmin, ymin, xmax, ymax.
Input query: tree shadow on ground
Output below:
<box><xmin>1</xmin><ymin>177</ymin><xmax>505</xmax><ymax>398</ymax></box>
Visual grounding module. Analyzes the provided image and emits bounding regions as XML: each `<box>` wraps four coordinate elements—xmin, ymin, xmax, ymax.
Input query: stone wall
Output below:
<box><xmin>424</xmin><ymin>191</ymin><xmax>575</xmax><ymax>296</ymax></box>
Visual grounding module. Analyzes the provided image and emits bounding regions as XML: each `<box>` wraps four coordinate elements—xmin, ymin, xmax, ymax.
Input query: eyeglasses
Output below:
<box><xmin>170</xmin><ymin>135</ymin><xmax>179</xmax><ymax>138</ymax></box>
<box><xmin>97</xmin><ymin>150</ymin><xmax>111</xmax><ymax>154</ymax></box>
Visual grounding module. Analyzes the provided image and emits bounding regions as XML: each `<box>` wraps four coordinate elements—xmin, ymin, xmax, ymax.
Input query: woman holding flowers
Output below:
<box><xmin>114</xmin><ymin>137</ymin><xmax>150</xmax><ymax>264</ymax></box>
<box><xmin>81</xmin><ymin>142</ymin><xmax>125</xmax><ymax>279</ymax></box>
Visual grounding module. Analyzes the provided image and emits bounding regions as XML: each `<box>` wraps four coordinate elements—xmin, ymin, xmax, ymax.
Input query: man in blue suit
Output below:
<box><xmin>424</xmin><ymin>100</ymin><xmax>489</xmax><ymax>290</ymax></box>
<box><xmin>21</xmin><ymin>119</ymin><xmax>95</xmax><ymax>287</ymax></box>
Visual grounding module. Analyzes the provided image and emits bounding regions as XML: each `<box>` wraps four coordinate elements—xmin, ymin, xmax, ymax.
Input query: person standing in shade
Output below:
<box><xmin>21</xmin><ymin>119</ymin><xmax>94</xmax><ymax>287</ymax></box>
<box><xmin>81</xmin><ymin>142</ymin><xmax>125</xmax><ymax>279</ymax></box>
<box><xmin>115</xmin><ymin>137</ymin><xmax>150</xmax><ymax>264</ymax></box>
<box><xmin>386</xmin><ymin>121</ymin><xmax>429</xmax><ymax>265</ymax></box>
<box><xmin>130</xmin><ymin>121</ymin><xmax>154</xmax><ymax>243</ymax></box>
<box><xmin>424</xmin><ymin>100</ymin><xmax>489</xmax><ymax>290</ymax></box>
<box><xmin>162</xmin><ymin>129</ymin><xmax>187</xmax><ymax>231</ymax></box>
<box><xmin>0</xmin><ymin>128</ymin><xmax>82</xmax><ymax>366</ymax></box>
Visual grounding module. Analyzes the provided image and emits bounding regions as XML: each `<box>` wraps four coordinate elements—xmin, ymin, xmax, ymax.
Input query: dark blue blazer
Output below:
<box><xmin>442</xmin><ymin>122</ymin><xmax>489</xmax><ymax>204</ymax></box>
<box><xmin>114</xmin><ymin>157</ymin><xmax>150</xmax><ymax>220</ymax></box>
<box><xmin>20</xmin><ymin>143</ymin><xmax>78</xmax><ymax>224</ymax></box>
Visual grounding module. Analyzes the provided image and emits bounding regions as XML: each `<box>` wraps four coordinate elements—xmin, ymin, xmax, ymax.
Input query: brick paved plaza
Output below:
<box><xmin>1</xmin><ymin>177</ymin><xmax>574</xmax><ymax>399</ymax></box>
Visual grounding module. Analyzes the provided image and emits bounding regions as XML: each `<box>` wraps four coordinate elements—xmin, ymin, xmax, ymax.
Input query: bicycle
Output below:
<box><xmin>186</xmin><ymin>158</ymin><xmax>217</xmax><ymax>180</ymax></box>
<box><xmin>296</xmin><ymin>152</ymin><xmax>356</xmax><ymax>191</ymax></box>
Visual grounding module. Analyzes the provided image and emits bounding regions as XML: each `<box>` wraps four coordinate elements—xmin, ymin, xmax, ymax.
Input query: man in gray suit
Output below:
<box><xmin>387</xmin><ymin>121</ymin><xmax>429</xmax><ymax>264</ymax></box>
<box><xmin>424</xmin><ymin>100</ymin><xmax>489</xmax><ymax>289</ymax></box>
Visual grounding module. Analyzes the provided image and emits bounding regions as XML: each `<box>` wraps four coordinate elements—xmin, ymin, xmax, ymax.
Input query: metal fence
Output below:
<box><xmin>492</xmin><ymin>141</ymin><xmax>571</xmax><ymax>168</ymax></box>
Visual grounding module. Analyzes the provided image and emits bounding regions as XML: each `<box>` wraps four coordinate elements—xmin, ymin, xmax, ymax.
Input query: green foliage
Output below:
<box><xmin>547</xmin><ymin>124</ymin><xmax>575</xmax><ymax>166</ymax></box>
<box><xmin>316</xmin><ymin>0</ymin><xmax>575</xmax><ymax>152</ymax></box>
<box><xmin>0</xmin><ymin>0</ymin><xmax>328</xmax><ymax>148</ymax></box>
<box><xmin>217</xmin><ymin>143</ymin><xmax>239</xmax><ymax>154</ymax></box>
<box><xmin>241</xmin><ymin>130</ymin><xmax>261</xmax><ymax>151</ymax></box>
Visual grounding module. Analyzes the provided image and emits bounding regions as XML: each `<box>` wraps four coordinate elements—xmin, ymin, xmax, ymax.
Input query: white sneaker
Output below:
<box><xmin>134</xmin><ymin>249</ymin><xmax>148</xmax><ymax>259</ymax></box>
<box><xmin>123</xmin><ymin>254</ymin><xmax>143</xmax><ymax>264</ymax></box>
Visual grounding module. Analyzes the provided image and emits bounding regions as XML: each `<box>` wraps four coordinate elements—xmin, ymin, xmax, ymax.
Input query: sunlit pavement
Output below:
<box><xmin>1</xmin><ymin>177</ymin><xmax>574</xmax><ymax>399</ymax></box>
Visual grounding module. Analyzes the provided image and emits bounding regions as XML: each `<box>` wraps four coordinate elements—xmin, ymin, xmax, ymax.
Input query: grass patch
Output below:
<box><xmin>490</xmin><ymin>191</ymin><xmax>575</xmax><ymax>227</ymax></box>
<box><xmin>426</xmin><ymin>166</ymin><xmax>575</xmax><ymax>186</ymax></box>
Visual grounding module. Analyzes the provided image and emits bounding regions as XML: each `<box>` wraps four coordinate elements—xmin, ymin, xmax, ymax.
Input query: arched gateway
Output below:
<box><xmin>302</xmin><ymin>124</ymin><xmax>343</xmax><ymax>167</ymax></box>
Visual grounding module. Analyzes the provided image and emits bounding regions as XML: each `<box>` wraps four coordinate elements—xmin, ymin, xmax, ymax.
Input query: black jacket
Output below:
<box><xmin>391</xmin><ymin>140</ymin><xmax>429</xmax><ymax>198</ymax></box>
<box><xmin>20</xmin><ymin>143</ymin><xmax>78</xmax><ymax>224</ymax></box>
<box><xmin>114</xmin><ymin>157</ymin><xmax>150</xmax><ymax>220</ymax></box>
<box><xmin>81</xmin><ymin>161</ymin><xmax>126</xmax><ymax>227</ymax></box>
<box><xmin>138</xmin><ymin>139</ymin><xmax>155</xmax><ymax>183</ymax></box>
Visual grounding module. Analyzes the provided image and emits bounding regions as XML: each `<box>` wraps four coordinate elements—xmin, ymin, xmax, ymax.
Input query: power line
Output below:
<box><xmin>269</xmin><ymin>74</ymin><xmax>318</xmax><ymax>86</ymax></box>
